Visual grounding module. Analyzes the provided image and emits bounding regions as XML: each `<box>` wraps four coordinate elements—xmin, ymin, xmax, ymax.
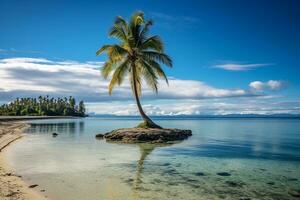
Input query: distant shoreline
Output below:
<box><xmin>88</xmin><ymin>114</ymin><xmax>300</xmax><ymax>119</ymax></box>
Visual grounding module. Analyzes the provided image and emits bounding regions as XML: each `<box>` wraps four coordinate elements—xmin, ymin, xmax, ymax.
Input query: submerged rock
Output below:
<box><xmin>287</xmin><ymin>177</ymin><xmax>298</xmax><ymax>181</ymax></box>
<box><xmin>52</xmin><ymin>132</ymin><xmax>58</xmax><ymax>137</ymax></box>
<box><xmin>28</xmin><ymin>184</ymin><xmax>38</xmax><ymax>188</ymax></box>
<box><xmin>101</xmin><ymin>128</ymin><xmax>192</xmax><ymax>143</ymax></box>
<box><xmin>225</xmin><ymin>180</ymin><xmax>244</xmax><ymax>187</ymax></box>
<box><xmin>95</xmin><ymin>133</ymin><xmax>104</xmax><ymax>139</ymax></box>
<box><xmin>217</xmin><ymin>172</ymin><xmax>231</xmax><ymax>176</ymax></box>
<box><xmin>195</xmin><ymin>172</ymin><xmax>205</xmax><ymax>176</ymax></box>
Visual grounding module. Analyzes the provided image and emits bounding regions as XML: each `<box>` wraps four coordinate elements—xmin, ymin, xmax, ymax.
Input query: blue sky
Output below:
<box><xmin>0</xmin><ymin>0</ymin><xmax>299</xmax><ymax>115</ymax></box>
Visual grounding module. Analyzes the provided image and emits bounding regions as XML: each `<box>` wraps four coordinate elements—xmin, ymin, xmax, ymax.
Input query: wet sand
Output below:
<box><xmin>0</xmin><ymin>121</ymin><xmax>47</xmax><ymax>200</ymax></box>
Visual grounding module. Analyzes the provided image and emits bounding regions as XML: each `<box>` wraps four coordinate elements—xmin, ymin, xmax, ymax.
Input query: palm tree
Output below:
<box><xmin>96</xmin><ymin>11</ymin><xmax>172</xmax><ymax>128</ymax></box>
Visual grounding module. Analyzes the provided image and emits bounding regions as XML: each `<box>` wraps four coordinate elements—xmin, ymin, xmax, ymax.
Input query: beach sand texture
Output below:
<box><xmin>0</xmin><ymin>121</ymin><xmax>47</xmax><ymax>200</ymax></box>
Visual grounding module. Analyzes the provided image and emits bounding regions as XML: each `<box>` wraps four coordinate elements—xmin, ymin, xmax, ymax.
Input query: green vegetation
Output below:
<box><xmin>97</xmin><ymin>11</ymin><xmax>172</xmax><ymax>128</ymax></box>
<box><xmin>0</xmin><ymin>96</ymin><xmax>86</xmax><ymax>117</ymax></box>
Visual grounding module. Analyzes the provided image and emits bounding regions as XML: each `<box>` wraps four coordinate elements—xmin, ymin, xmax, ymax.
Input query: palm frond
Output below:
<box><xmin>140</xmin><ymin>35</ymin><xmax>164</xmax><ymax>52</ymax></box>
<box><xmin>101</xmin><ymin>61</ymin><xmax>115</xmax><ymax>79</ymax></box>
<box><xmin>139</xmin><ymin>60</ymin><xmax>159</xmax><ymax>92</ymax></box>
<box><xmin>96</xmin><ymin>45</ymin><xmax>112</xmax><ymax>56</ymax></box>
<box><xmin>109</xmin><ymin>25</ymin><xmax>127</xmax><ymax>41</ymax></box>
<box><xmin>129</xmin><ymin>11</ymin><xmax>145</xmax><ymax>46</ymax></box>
<box><xmin>108</xmin><ymin>59</ymin><xmax>130</xmax><ymax>94</ymax></box>
<box><xmin>96</xmin><ymin>45</ymin><xmax>128</xmax><ymax>63</ymax></box>
<box><xmin>137</xmin><ymin>19</ymin><xmax>153</xmax><ymax>46</ymax></box>
<box><xmin>143</xmin><ymin>59</ymin><xmax>169</xmax><ymax>84</ymax></box>
<box><xmin>141</xmin><ymin>51</ymin><xmax>172</xmax><ymax>67</ymax></box>
<box><xmin>109</xmin><ymin>16</ymin><xmax>129</xmax><ymax>41</ymax></box>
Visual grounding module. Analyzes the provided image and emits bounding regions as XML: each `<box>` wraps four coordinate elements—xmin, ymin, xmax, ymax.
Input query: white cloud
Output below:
<box><xmin>0</xmin><ymin>57</ymin><xmax>292</xmax><ymax>115</ymax></box>
<box><xmin>214</xmin><ymin>63</ymin><xmax>271</xmax><ymax>71</ymax></box>
<box><xmin>86</xmin><ymin>100</ymin><xmax>300</xmax><ymax>116</ymax></box>
<box><xmin>249</xmin><ymin>80</ymin><xmax>285</xmax><ymax>91</ymax></box>
<box><xmin>0</xmin><ymin>57</ymin><xmax>257</xmax><ymax>102</ymax></box>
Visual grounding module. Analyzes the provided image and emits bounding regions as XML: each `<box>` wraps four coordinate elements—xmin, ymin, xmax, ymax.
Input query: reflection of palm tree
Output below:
<box><xmin>133</xmin><ymin>144</ymin><xmax>156</xmax><ymax>189</ymax></box>
<box><xmin>132</xmin><ymin>143</ymin><xmax>178</xmax><ymax>193</ymax></box>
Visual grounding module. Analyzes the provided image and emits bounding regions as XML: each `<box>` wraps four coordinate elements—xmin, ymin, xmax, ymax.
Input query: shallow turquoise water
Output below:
<box><xmin>6</xmin><ymin>118</ymin><xmax>300</xmax><ymax>200</ymax></box>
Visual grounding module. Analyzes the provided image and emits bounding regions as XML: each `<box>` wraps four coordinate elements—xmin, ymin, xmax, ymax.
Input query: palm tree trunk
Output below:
<box><xmin>132</xmin><ymin>64</ymin><xmax>162</xmax><ymax>128</ymax></box>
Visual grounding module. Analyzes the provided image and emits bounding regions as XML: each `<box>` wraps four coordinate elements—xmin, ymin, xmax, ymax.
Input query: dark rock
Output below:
<box><xmin>29</xmin><ymin>184</ymin><xmax>38</xmax><ymax>188</ymax></box>
<box><xmin>267</xmin><ymin>182</ymin><xmax>275</xmax><ymax>185</ymax></box>
<box><xmin>217</xmin><ymin>172</ymin><xmax>231</xmax><ymax>176</ymax></box>
<box><xmin>191</xmin><ymin>184</ymin><xmax>200</xmax><ymax>188</ymax></box>
<box><xmin>153</xmin><ymin>178</ymin><xmax>162</xmax><ymax>183</ymax></box>
<box><xmin>175</xmin><ymin>163</ymin><xmax>182</xmax><ymax>167</ymax></box>
<box><xmin>164</xmin><ymin>169</ymin><xmax>178</xmax><ymax>175</ymax></box>
<box><xmin>52</xmin><ymin>133</ymin><xmax>58</xmax><ymax>137</ymax></box>
<box><xmin>5</xmin><ymin>192</ymin><xmax>18</xmax><ymax>197</ymax></box>
<box><xmin>162</xmin><ymin>163</ymin><xmax>171</xmax><ymax>166</ymax></box>
<box><xmin>186</xmin><ymin>178</ymin><xmax>198</xmax><ymax>182</ymax></box>
<box><xmin>95</xmin><ymin>133</ymin><xmax>104</xmax><ymax>139</ymax></box>
<box><xmin>101</xmin><ymin>128</ymin><xmax>192</xmax><ymax>143</ymax></box>
<box><xmin>225</xmin><ymin>181</ymin><xmax>244</xmax><ymax>187</ymax></box>
<box><xmin>40</xmin><ymin>190</ymin><xmax>46</xmax><ymax>192</ymax></box>
<box><xmin>289</xmin><ymin>190</ymin><xmax>300</xmax><ymax>197</ymax></box>
<box><xmin>124</xmin><ymin>178</ymin><xmax>134</xmax><ymax>183</ymax></box>
<box><xmin>287</xmin><ymin>178</ymin><xmax>298</xmax><ymax>181</ymax></box>
<box><xmin>195</xmin><ymin>172</ymin><xmax>205</xmax><ymax>176</ymax></box>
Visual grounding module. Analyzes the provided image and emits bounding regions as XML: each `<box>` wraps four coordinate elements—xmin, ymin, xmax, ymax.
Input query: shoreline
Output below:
<box><xmin>0</xmin><ymin>116</ymin><xmax>79</xmax><ymax>122</ymax></box>
<box><xmin>0</xmin><ymin>121</ymin><xmax>47</xmax><ymax>200</ymax></box>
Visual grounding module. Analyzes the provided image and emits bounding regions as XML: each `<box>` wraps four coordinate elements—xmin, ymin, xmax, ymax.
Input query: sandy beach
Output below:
<box><xmin>0</xmin><ymin>121</ymin><xmax>47</xmax><ymax>200</ymax></box>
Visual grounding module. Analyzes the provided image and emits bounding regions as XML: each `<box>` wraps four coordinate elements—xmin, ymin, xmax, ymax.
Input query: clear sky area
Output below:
<box><xmin>1</xmin><ymin>0</ymin><xmax>299</xmax><ymax>115</ymax></box>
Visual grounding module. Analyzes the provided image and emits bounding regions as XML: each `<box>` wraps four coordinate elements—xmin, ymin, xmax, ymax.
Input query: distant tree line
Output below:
<box><xmin>0</xmin><ymin>96</ymin><xmax>86</xmax><ymax>117</ymax></box>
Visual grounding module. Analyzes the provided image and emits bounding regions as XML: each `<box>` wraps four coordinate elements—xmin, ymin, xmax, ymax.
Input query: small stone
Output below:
<box><xmin>5</xmin><ymin>192</ymin><xmax>18</xmax><ymax>197</ymax></box>
<box><xmin>52</xmin><ymin>133</ymin><xmax>58</xmax><ymax>137</ymax></box>
<box><xmin>225</xmin><ymin>181</ymin><xmax>244</xmax><ymax>187</ymax></box>
<box><xmin>267</xmin><ymin>182</ymin><xmax>275</xmax><ymax>185</ymax></box>
<box><xmin>186</xmin><ymin>178</ymin><xmax>198</xmax><ymax>182</ymax></box>
<box><xmin>153</xmin><ymin>178</ymin><xmax>162</xmax><ymax>183</ymax></box>
<box><xmin>124</xmin><ymin>178</ymin><xmax>134</xmax><ymax>183</ymax></box>
<box><xmin>287</xmin><ymin>178</ymin><xmax>298</xmax><ymax>181</ymax></box>
<box><xmin>164</xmin><ymin>169</ymin><xmax>177</xmax><ymax>175</ymax></box>
<box><xmin>162</xmin><ymin>163</ymin><xmax>171</xmax><ymax>166</ymax></box>
<box><xmin>29</xmin><ymin>184</ymin><xmax>38</xmax><ymax>188</ymax></box>
<box><xmin>95</xmin><ymin>133</ymin><xmax>104</xmax><ymax>139</ymax></box>
<box><xmin>195</xmin><ymin>172</ymin><xmax>205</xmax><ymax>176</ymax></box>
<box><xmin>217</xmin><ymin>172</ymin><xmax>231</xmax><ymax>176</ymax></box>
<box><xmin>191</xmin><ymin>184</ymin><xmax>200</xmax><ymax>188</ymax></box>
<box><xmin>40</xmin><ymin>189</ymin><xmax>46</xmax><ymax>192</ymax></box>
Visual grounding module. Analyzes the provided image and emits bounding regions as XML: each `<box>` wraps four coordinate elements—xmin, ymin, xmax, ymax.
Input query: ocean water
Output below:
<box><xmin>5</xmin><ymin>117</ymin><xmax>300</xmax><ymax>200</ymax></box>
